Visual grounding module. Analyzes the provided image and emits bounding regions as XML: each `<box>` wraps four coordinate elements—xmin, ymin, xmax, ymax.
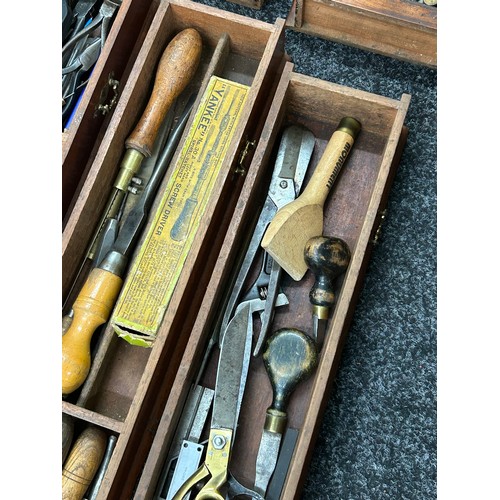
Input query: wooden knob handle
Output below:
<box><xmin>62</xmin><ymin>426</ymin><xmax>107</xmax><ymax>500</ymax></box>
<box><xmin>304</xmin><ymin>236</ymin><xmax>351</xmax><ymax>309</ymax></box>
<box><xmin>263</xmin><ymin>329</ymin><xmax>318</xmax><ymax>423</ymax></box>
<box><xmin>300</xmin><ymin>117</ymin><xmax>360</xmax><ymax>207</ymax></box>
<box><xmin>125</xmin><ymin>28</ymin><xmax>202</xmax><ymax>156</ymax></box>
<box><xmin>62</xmin><ymin>267</ymin><xmax>123</xmax><ymax>395</ymax></box>
<box><xmin>261</xmin><ymin>118</ymin><xmax>360</xmax><ymax>281</ymax></box>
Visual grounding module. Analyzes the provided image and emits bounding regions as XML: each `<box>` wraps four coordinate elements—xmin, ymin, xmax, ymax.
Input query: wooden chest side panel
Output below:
<box><xmin>287</xmin><ymin>0</ymin><xmax>437</xmax><ymax>68</ymax></box>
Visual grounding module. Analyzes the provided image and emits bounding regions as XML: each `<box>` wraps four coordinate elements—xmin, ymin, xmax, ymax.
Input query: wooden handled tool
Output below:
<box><xmin>261</xmin><ymin>117</ymin><xmax>360</xmax><ymax>281</ymax></box>
<box><xmin>304</xmin><ymin>236</ymin><xmax>351</xmax><ymax>342</ymax></box>
<box><xmin>125</xmin><ymin>28</ymin><xmax>201</xmax><ymax>155</ymax></box>
<box><xmin>254</xmin><ymin>328</ymin><xmax>318</xmax><ymax>496</ymax></box>
<box><xmin>64</xmin><ymin>28</ymin><xmax>202</xmax><ymax>311</ymax></box>
<box><xmin>62</xmin><ymin>48</ymin><xmax>201</xmax><ymax>396</ymax></box>
<box><xmin>62</xmin><ymin>426</ymin><xmax>107</xmax><ymax>500</ymax></box>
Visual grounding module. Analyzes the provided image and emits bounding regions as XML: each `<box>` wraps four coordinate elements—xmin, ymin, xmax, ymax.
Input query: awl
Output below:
<box><xmin>304</xmin><ymin>236</ymin><xmax>351</xmax><ymax>343</ymax></box>
<box><xmin>254</xmin><ymin>328</ymin><xmax>318</xmax><ymax>496</ymax></box>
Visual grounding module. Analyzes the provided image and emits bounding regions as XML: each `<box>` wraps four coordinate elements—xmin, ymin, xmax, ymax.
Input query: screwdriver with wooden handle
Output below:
<box><xmin>63</xmin><ymin>28</ymin><xmax>203</xmax><ymax>311</ymax></box>
<box><xmin>304</xmin><ymin>235</ymin><xmax>351</xmax><ymax>343</ymax></box>
<box><xmin>62</xmin><ymin>426</ymin><xmax>107</xmax><ymax>500</ymax></box>
<box><xmin>62</xmin><ymin>42</ymin><xmax>202</xmax><ymax>397</ymax></box>
<box><xmin>262</xmin><ymin>117</ymin><xmax>361</xmax><ymax>281</ymax></box>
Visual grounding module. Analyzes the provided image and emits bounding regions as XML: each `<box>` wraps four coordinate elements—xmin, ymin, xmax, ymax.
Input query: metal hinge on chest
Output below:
<box><xmin>234</xmin><ymin>138</ymin><xmax>256</xmax><ymax>175</ymax></box>
<box><xmin>95</xmin><ymin>73</ymin><xmax>120</xmax><ymax>116</ymax></box>
<box><xmin>371</xmin><ymin>209</ymin><xmax>387</xmax><ymax>245</ymax></box>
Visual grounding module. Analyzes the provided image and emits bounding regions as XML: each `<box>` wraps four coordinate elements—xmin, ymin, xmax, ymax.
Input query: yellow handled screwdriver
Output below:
<box><xmin>63</xmin><ymin>28</ymin><xmax>202</xmax><ymax>311</ymax></box>
<box><xmin>62</xmin><ymin>41</ymin><xmax>201</xmax><ymax>397</ymax></box>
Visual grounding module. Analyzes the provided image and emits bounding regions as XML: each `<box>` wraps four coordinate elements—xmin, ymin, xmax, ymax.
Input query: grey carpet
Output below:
<box><xmin>193</xmin><ymin>0</ymin><xmax>437</xmax><ymax>498</ymax></box>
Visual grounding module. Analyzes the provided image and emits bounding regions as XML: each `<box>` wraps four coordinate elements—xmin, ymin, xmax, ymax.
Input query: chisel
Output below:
<box><xmin>304</xmin><ymin>236</ymin><xmax>351</xmax><ymax>343</ymax></box>
<box><xmin>62</xmin><ymin>92</ymin><xmax>197</xmax><ymax>396</ymax></box>
<box><xmin>64</xmin><ymin>28</ymin><xmax>202</xmax><ymax>310</ymax></box>
<box><xmin>254</xmin><ymin>328</ymin><xmax>318</xmax><ymax>496</ymax></box>
<box><xmin>261</xmin><ymin>117</ymin><xmax>361</xmax><ymax>281</ymax></box>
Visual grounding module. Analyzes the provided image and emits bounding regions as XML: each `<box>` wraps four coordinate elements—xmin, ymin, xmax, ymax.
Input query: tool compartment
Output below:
<box><xmin>61</xmin><ymin>1</ymin><xmax>413</xmax><ymax>498</ymax></box>
<box><xmin>135</xmin><ymin>62</ymin><xmax>409</xmax><ymax>498</ymax></box>
<box><xmin>63</xmin><ymin>0</ymin><xmax>162</xmax><ymax>221</ymax></box>
<box><xmin>62</xmin><ymin>1</ymin><xmax>288</xmax><ymax>497</ymax></box>
<box><xmin>285</xmin><ymin>0</ymin><xmax>437</xmax><ymax>68</ymax></box>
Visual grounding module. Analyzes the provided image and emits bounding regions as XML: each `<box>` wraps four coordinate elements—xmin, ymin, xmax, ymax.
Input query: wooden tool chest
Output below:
<box><xmin>62</xmin><ymin>0</ymin><xmax>410</xmax><ymax>498</ymax></box>
<box><xmin>221</xmin><ymin>0</ymin><xmax>437</xmax><ymax>67</ymax></box>
<box><xmin>285</xmin><ymin>0</ymin><xmax>437</xmax><ymax>68</ymax></box>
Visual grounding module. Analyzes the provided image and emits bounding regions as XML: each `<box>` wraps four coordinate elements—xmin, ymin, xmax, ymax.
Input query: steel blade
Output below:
<box><xmin>212</xmin><ymin>301</ymin><xmax>252</xmax><ymax>431</ymax></box>
<box><xmin>254</xmin><ymin>429</ymin><xmax>282</xmax><ymax>496</ymax></box>
<box><xmin>269</xmin><ymin>125</ymin><xmax>315</xmax><ymax>210</ymax></box>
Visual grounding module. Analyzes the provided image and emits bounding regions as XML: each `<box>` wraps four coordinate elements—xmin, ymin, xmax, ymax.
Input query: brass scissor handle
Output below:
<box><xmin>172</xmin><ymin>428</ymin><xmax>233</xmax><ymax>500</ymax></box>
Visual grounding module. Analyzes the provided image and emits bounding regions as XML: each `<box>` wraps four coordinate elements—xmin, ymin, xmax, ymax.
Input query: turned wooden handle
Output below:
<box><xmin>304</xmin><ymin>236</ymin><xmax>351</xmax><ymax>309</ymax></box>
<box><xmin>62</xmin><ymin>267</ymin><xmax>123</xmax><ymax>395</ymax></box>
<box><xmin>299</xmin><ymin>117</ymin><xmax>360</xmax><ymax>207</ymax></box>
<box><xmin>125</xmin><ymin>28</ymin><xmax>202</xmax><ymax>156</ymax></box>
<box><xmin>62</xmin><ymin>426</ymin><xmax>107</xmax><ymax>500</ymax></box>
<box><xmin>262</xmin><ymin>328</ymin><xmax>318</xmax><ymax>434</ymax></box>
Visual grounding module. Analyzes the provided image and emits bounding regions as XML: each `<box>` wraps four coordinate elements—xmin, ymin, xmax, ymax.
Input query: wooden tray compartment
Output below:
<box><xmin>63</xmin><ymin>0</ymin><xmax>162</xmax><ymax>221</ymax></box>
<box><xmin>285</xmin><ymin>0</ymin><xmax>437</xmax><ymax>68</ymax></box>
<box><xmin>62</xmin><ymin>1</ymin><xmax>288</xmax><ymax>497</ymax></box>
<box><xmin>136</xmin><ymin>62</ymin><xmax>410</xmax><ymax>499</ymax></box>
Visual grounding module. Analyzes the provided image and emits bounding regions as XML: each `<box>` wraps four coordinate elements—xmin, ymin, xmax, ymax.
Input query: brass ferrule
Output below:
<box><xmin>337</xmin><ymin>117</ymin><xmax>362</xmax><ymax>140</ymax></box>
<box><xmin>114</xmin><ymin>149</ymin><xmax>144</xmax><ymax>191</ymax></box>
<box><xmin>264</xmin><ymin>408</ymin><xmax>287</xmax><ymax>434</ymax></box>
<box><xmin>313</xmin><ymin>304</ymin><xmax>329</xmax><ymax>320</ymax></box>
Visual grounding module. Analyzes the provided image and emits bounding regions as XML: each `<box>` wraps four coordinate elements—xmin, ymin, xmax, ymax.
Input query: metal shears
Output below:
<box><xmin>171</xmin><ymin>299</ymin><xmax>273</xmax><ymax>500</ymax></box>
<box><xmin>220</xmin><ymin>124</ymin><xmax>315</xmax><ymax>356</ymax></box>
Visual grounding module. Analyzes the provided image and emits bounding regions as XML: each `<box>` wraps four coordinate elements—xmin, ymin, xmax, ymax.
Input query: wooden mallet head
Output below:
<box><xmin>261</xmin><ymin>117</ymin><xmax>361</xmax><ymax>280</ymax></box>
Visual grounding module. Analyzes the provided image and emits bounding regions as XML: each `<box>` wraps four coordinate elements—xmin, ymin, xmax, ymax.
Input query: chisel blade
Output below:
<box><xmin>254</xmin><ymin>429</ymin><xmax>282</xmax><ymax>496</ymax></box>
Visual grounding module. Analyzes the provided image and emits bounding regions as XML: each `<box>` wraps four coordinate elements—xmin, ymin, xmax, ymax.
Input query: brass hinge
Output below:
<box><xmin>95</xmin><ymin>73</ymin><xmax>120</xmax><ymax>117</ymax></box>
<box><xmin>234</xmin><ymin>138</ymin><xmax>256</xmax><ymax>175</ymax></box>
<box><xmin>371</xmin><ymin>209</ymin><xmax>387</xmax><ymax>245</ymax></box>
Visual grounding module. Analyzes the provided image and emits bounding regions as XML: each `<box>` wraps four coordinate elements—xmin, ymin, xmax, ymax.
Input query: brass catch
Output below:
<box><xmin>234</xmin><ymin>138</ymin><xmax>256</xmax><ymax>175</ymax></box>
<box><xmin>371</xmin><ymin>209</ymin><xmax>387</xmax><ymax>245</ymax></box>
<box><xmin>95</xmin><ymin>74</ymin><xmax>120</xmax><ymax>116</ymax></box>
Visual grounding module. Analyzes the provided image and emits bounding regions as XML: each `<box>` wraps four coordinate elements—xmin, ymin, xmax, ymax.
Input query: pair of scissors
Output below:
<box><xmin>171</xmin><ymin>298</ymin><xmax>275</xmax><ymax>500</ymax></box>
<box><xmin>220</xmin><ymin>124</ymin><xmax>316</xmax><ymax>356</ymax></box>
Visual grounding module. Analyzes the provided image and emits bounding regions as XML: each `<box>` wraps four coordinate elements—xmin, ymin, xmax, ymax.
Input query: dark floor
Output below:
<box><xmin>192</xmin><ymin>0</ymin><xmax>437</xmax><ymax>498</ymax></box>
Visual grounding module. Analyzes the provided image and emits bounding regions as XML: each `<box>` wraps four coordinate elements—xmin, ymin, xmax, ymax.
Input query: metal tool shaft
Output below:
<box><xmin>62</xmin><ymin>93</ymin><xmax>196</xmax><ymax>396</ymax></box>
<box><xmin>254</xmin><ymin>329</ymin><xmax>318</xmax><ymax>496</ymax></box>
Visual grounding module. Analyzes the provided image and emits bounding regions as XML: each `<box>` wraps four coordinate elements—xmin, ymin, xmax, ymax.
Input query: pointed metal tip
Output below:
<box><xmin>313</xmin><ymin>315</ymin><xmax>327</xmax><ymax>344</ymax></box>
